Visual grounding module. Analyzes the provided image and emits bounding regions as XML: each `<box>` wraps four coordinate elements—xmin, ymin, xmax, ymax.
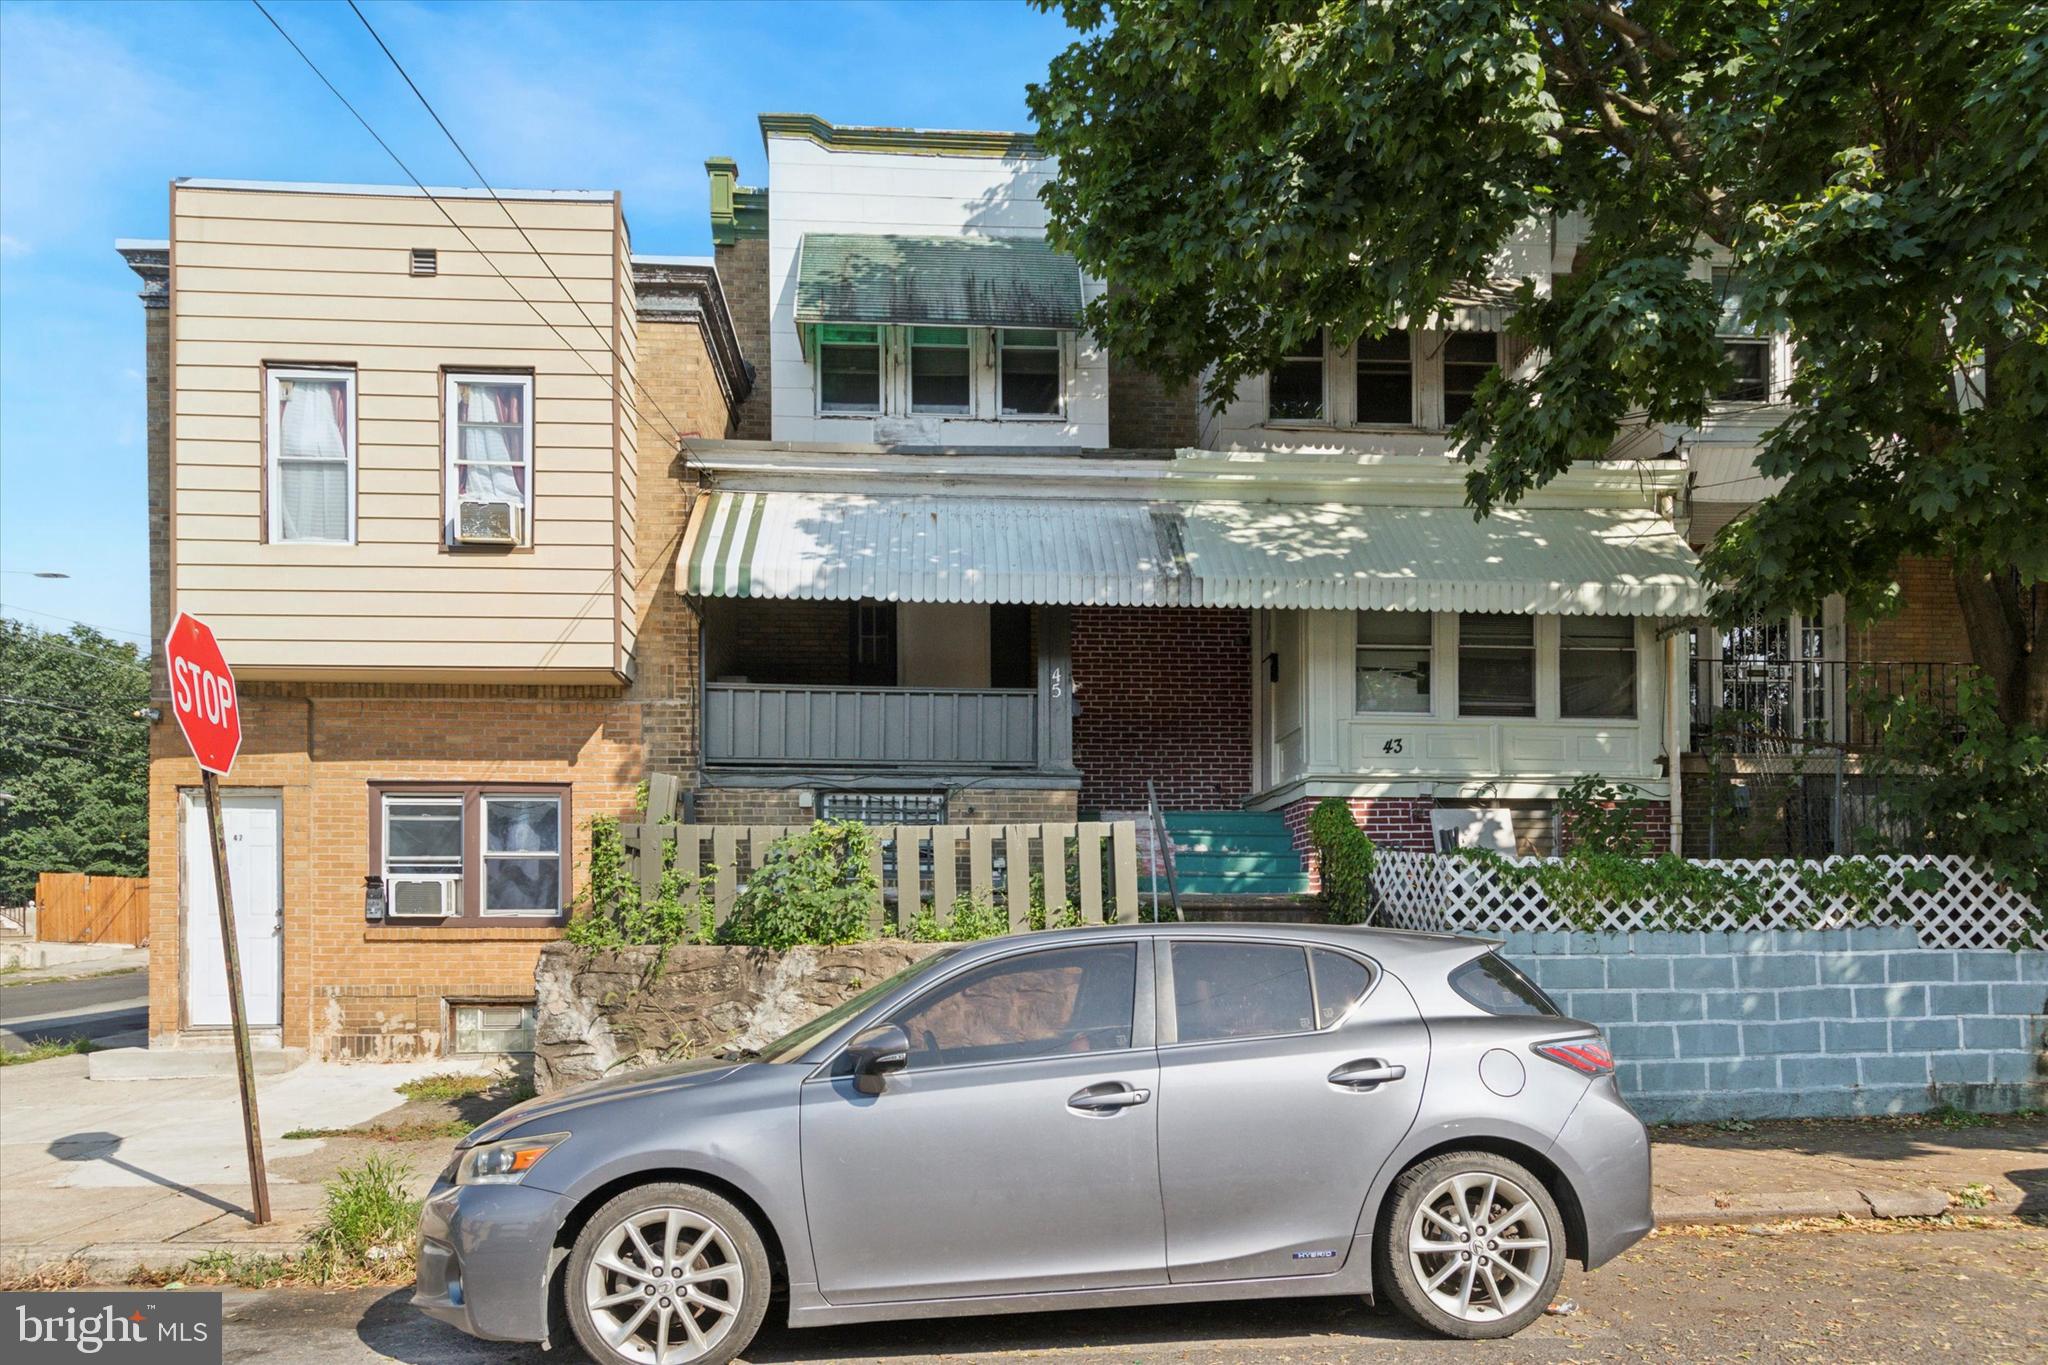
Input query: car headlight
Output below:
<box><xmin>455</xmin><ymin>1132</ymin><xmax>568</xmax><ymax>1186</ymax></box>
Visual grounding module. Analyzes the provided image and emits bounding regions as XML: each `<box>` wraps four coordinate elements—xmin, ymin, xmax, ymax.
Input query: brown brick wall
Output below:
<box><xmin>1108</xmin><ymin>357</ymin><xmax>1199</xmax><ymax>450</ymax></box>
<box><xmin>146</xmin><ymin>687</ymin><xmax>643</xmax><ymax>1056</ymax></box>
<box><xmin>704</xmin><ymin>599</ymin><xmax>851</xmax><ymax>684</ymax></box>
<box><xmin>1073</xmin><ymin>608</ymin><xmax>1252</xmax><ymax>811</ymax></box>
<box><xmin>1848</xmin><ymin>556</ymin><xmax>1976</xmax><ymax>666</ymax></box>
<box><xmin>714</xmin><ymin>237</ymin><xmax>772</xmax><ymax>441</ymax></box>
<box><xmin>145</xmin><ymin>304</ymin><xmax>171</xmax><ymax>698</ymax></box>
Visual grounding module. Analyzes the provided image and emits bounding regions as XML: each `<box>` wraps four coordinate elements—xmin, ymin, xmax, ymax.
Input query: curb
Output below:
<box><xmin>1654</xmin><ymin>1184</ymin><xmax>1994</xmax><ymax>1228</ymax></box>
<box><xmin>1</xmin><ymin>1239</ymin><xmax>315</xmax><ymax>1283</ymax></box>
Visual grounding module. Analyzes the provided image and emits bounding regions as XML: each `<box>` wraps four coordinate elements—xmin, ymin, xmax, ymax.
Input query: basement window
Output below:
<box><xmin>450</xmin><ymin>1001</ymin><xmax>536</xmax><ymax>1055</ymax></box>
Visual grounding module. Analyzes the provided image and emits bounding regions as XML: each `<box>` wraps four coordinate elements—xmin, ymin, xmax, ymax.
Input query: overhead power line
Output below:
<box><xmin>343</xmin><ymin>0</ymin><xmax>698</xmax><ymax>461</ymax></box>
<box><xmin>249</xmin><ymin>0</ymin><xmax>690</xmax><ymax>459</ymax></box>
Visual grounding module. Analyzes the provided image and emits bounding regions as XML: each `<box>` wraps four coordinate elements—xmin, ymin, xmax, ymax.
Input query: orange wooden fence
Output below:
<box><xmin>34</xmin><ymin>872</ymin><xmax>149</xmax><ymax>945</ymax></box>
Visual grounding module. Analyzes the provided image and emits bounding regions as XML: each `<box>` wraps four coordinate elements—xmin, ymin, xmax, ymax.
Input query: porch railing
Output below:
<box><xmin>703</xmin><ymin>684</ymin><xmax>1038</xmax><ymax>768</ymax></box>
<box><xmin>617</xmin><ymin>819</ymin><xmax>1143</xmax><ymax>935</ymax></box>
<box><xmin>1689</xmin><ymin>657</ymin><xmax>1972</xmax><ymax>753</ymax></box>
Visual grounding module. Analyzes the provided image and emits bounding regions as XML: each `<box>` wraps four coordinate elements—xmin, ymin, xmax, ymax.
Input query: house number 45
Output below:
<box><xmin>1381</xmin><ymin>738</ymin><xmax>1405</xmax><ymax>755</ymax></box>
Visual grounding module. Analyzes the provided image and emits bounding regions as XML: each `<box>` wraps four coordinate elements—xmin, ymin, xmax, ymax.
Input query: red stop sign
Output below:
<box><xmin>167</xmin><ymin>612</ymin><xmax>242</xmax><ymax>774</ymax></box>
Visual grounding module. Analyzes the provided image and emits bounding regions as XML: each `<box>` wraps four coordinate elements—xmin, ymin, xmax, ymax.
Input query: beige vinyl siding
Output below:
<box><xmin>169</xmin><ymin>184</ymin><xmax>632</xmax><ymax>680</ymax></box>
<box><xmin>612</xmin><ymin>205</ymin><xmax>640</xmax><ymax>672</ymax></box>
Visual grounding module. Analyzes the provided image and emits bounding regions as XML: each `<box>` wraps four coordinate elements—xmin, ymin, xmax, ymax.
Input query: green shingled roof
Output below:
<box><xmin>794</xmin><ymin>233</ymin><xmax>1083</xmax><ymax>329</ymax></box>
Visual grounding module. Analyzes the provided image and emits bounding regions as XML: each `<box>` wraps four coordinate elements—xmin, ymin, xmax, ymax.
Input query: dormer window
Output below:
<box><xmin>1713</xmin><ymin>267</ymin><xmax>1771</xmax><ymax>402</ymax></box>
<box><xmin>1441</xmin><ymin>331</ymin><xmax>1499</xmax><ymax>425</ymax></box>
<box><xmin>910</xmin><ymin>327</ymin><xmax>972</xmax><ymax>414</ymax></box>
<box><xmin>998</xmin><ymin>329</ymin><xmax>1062</xmax><ymax>416</ymax></box>
<box><xmin>1354</xmin><ymin>330</ymin><xmax>1413</xmax><ymax>425</ymax></box>
<box><xmin>818</xmin><ymin>324</ymin><xmax>883</xmax><ymax>414</ymax></box>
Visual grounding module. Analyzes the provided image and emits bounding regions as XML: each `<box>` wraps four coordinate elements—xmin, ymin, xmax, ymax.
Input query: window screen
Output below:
<box><xmin>1172</xmin><ymin>941</ymin><xmax>1315</xmax><ymax>1042</ymax></box>
<box><xmin>1441</xmin><ymin>331</ymin><xmax>1498</xmax><ymax>425</ymax></box>
<box><xmin>1356</xmin><ymin>611</ymin><xmax>1432</xmax><ymax>713</ymax></box>
<box><xmin>1269</xmin><ymin>338</ymin><xmax>1325</xmax><ymax>421</ymax></box>
<box><xmin>385</xmin><ymin>797</ymin><xmax>462</xmax><ymax>878</ymax></box>
<box><xmin>482</xmin><ymin>796</ymin><xmax>561</xmax><ymax>914</ymax></box>
<box><xmin>1560</xmin><ymin>617</ymin><xmax>1638</xmax><ymax>718</ymax></box>
<box><xmin>910</xmin><ymin>326</ymin><xmax>971</xmax><ymax>413</ymax></box>
<box><xmin>1354</xmin><ymin>330</ymin><xmax>1413</xmax><ymax>424</ymax></box>
<box><xmin>999</xmin><ymin>329</ymin><xmax>1061</xmax><ymax>415</ymax></box>
<box><xmin>819</xmin><ymin>324</ymin><xmax>882</xmax><ymax>412</ymax></box>
<box><xmin>1458</xmin><ymin>613</ymin><xmax>1536</xmax><ymax>717</ymax></box>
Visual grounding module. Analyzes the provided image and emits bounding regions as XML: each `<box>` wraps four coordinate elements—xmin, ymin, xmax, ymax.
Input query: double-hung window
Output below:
<box><xmin>1560</xmin><ymin>617</ymin><xmax>1638</xmax><ymax>719</ymax></box>
<box><xmin>818</xmin><ymin>324</ymin><xmax>883</xmax><ymax>414</ymax></box>
<box><xmin>998</xmin><ymin>328</ymin><xmax>1062</xmax><ymax>415</ymax></box>
<box><xmin>1353</xmin><ymin>330</ymin><xmax>1413</xmax><ymax>425</ymax></box>
<box><xmin>1440</xmin><ymin>331</ymin><xmax>1499</xmax><ymax>426</ymax></box>
<box><xmin>1458</xmin><ymin>613</ymin><xmax>1536</xmax><ymax>717</ymax></box>
<box><xmin>376</xmin><ymin>786</ymin><xmax>567</xmax><ymax>922</ymax></box>
<box><xmin>1713</xmin><ymin>267</ymin><xmax>1771</xmax><ymax>402</ymax></box>
<box><xmin>909</xmin><ymin>327</ymin><xmax>972</xmax><ymax>414</ymax></box>
<box><xmin>1268</xmin><ymin>335</ymin><xmax>1326</xmax><ymax>422</ymax></box>
<box><xmin>1355</xmin><ymin>611</ymin><xmax>1433</xmax><ymax>713</ymax></box>
<box><xmin>446</xmin><ymin>372</ymin><xmax>533</xmax><ymax>544</ymax></box>
<box><xmin>267</xmin><ymin>367</ymin><xmax>356</xmax><ymax>544</ymax></box>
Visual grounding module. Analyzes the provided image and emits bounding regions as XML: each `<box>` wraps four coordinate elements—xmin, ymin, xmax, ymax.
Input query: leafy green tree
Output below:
<box><xmin>0</xmin><ymin>620</ymin><xmax>150</xmax><ymax>904</ymax></box>
<box><xmin>1029</xmin><ymin>0</ymin><xmax>2048</xmax><ymax>724</ymax></box>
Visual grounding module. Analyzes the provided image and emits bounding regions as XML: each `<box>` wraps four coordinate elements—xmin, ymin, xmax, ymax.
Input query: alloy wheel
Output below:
<box><xmin>1405</xmin><ymin>1171</ymin><xmax>1552</xmax><ymax>1323</ymax></box>
<box><xmin>582</xmin><ymin>1205</ymin><xmax>745</xmax><ymax>1364</ymax></box>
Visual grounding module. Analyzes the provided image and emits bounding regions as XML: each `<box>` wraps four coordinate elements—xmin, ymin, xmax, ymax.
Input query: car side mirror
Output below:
<box><xmin>846</xmin><ymin>1023</ymin><xmax>910</xmax><ymax>1096</ymax></box>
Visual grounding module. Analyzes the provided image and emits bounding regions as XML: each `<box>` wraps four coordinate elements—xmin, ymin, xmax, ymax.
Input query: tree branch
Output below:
<box><xmin>1570</xmin><ymin>0</ymin><xmax>1682</xmax><ymax>63</ymax></box>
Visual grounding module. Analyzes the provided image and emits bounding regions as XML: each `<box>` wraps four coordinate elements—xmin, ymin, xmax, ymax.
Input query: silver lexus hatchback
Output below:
<box><xmin>414</xmin><ymin>924</ymin><xmax>1651</xmax><ymax>1362</ymax></box>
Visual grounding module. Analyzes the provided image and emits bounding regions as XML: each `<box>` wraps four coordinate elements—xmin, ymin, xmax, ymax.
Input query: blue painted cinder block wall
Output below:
<box><xmin>1496</xmin><ymin>927</ymin><xmax>2048</xmax><ymax>1123</ymax></box>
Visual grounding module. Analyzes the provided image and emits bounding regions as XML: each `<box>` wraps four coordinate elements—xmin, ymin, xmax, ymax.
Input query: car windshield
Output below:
<box><xmin>737</xmin><ymin>950</ymin><xmax>960</xmax><ymax>1063</ymax></box>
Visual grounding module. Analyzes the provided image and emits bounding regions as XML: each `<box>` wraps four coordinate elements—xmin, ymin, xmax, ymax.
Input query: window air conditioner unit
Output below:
<box><xmin>386</xmin><ymin>876</ymin><xmax>459</xmax><ymax>918</ymax></box>
<box><xmin>455</xmin><ymin>499</ymin><xmax>521</xmax><ymax>545</ymax></box>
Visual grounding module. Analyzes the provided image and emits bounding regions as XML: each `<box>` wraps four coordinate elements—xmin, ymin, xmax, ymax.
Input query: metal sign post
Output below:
<box><xmin>166</xmin><ymin>612</ymin><xmax>270</xmax><ymax>1226</ymax></box>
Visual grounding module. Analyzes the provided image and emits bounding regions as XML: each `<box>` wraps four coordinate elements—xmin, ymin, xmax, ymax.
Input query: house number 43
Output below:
<box><xmin>1381</xmin><ymin>738</ymin><xmax>1405</xmax><ymax>755</ymax></box>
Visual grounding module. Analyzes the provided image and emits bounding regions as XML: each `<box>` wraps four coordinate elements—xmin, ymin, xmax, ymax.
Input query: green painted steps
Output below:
<box><xmin>1148</xmin><ymin>809</ymin><xmax>1310</xmax><ymax>897</ymax></box>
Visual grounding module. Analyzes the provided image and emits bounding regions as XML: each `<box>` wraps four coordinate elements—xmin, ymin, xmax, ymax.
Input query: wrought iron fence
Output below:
<box><xmin>1689</xmin><ymin>656</ymin><xmax>1972</xmax><ymax>753</ymax></box>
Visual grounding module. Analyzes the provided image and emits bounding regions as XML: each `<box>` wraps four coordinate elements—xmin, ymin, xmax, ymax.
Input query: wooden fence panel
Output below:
<box><xmin>1077</xmin><ymin>821</ymin><xmax>1108</xmax><ymax>924</ymax></box>
<box><xmin>930</xmin><ymin>825</ymin><xmax>961</xmax><ymax>923</ymax></box>
<box><xmin>1005</xmin><ymin>825</ymin><xmax>1034</xmax><ymax>931</ymax></box>
<box><xmin>1111</xmin><ymin>822</ymin><xmax>1141</xmax><ymax>922</ymax></box>
<box><xmin>34</xmin><ymin>872</ymin><xmax>149</xmax><ymax>945</ymax></box>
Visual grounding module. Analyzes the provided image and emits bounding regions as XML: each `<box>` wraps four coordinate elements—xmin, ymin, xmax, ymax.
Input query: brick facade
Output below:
<box><xmin>1107</xmin><ymin>358</ymin><xmax>1198</xmax><ymax>449</ymax></box>
<box><xmin>714</xmin><ymin>236</ymin><xmax>772</xmax><ymax>441</ymax></box>
<box><xmin>1847</xmin><ymin>555</ymin><xmax>1976</xmax><ymax>666</ymax></box>
<box><xmin>1072</xmin><ymin>608</ymin><xmax>1252</xmax><ymax>812</ymax></box>
<box><xmin>146</xmin><ymin>687</ymin><xmax>643</xmax><ymax>1056</ymax></box>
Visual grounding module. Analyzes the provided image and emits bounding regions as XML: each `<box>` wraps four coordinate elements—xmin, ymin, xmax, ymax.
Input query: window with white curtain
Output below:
<box><xmin>482</xmin><ymin>794</ymin><xmax>562</xmax><ymax>915</ymax></box>
<box><xmin>446</xmin><ymin>372</ymin><xmax>533</xmax><ymax>543</ymax></box>
<box><xmin>267</xmin><ymin>367</ymin><xmax>356</xmax><ymax>544</ymax></box>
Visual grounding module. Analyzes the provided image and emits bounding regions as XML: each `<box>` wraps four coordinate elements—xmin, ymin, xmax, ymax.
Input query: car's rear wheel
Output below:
<box><xmin>1374</xmin><ymin>1151</ymin><xmax>1565</xmax><ymax>1340</ymax></box>
<box><xmin>565</xmin><ymin>1182</ymin><xmax>770</xmax><ymax>1365</ymax></box>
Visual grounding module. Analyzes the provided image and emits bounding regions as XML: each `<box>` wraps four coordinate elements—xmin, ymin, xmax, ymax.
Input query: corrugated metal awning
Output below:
<box><xmin>678</xmin><ymin>491</ymin><xmax>1705</xmax><ymax>616</ymax></box>
<box><xmin>794</xmin><ymin>233</ymin><xmax>1084</xmax><ymax>329</ymax></box>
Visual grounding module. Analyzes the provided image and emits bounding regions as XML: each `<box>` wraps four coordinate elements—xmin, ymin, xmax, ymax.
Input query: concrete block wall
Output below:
<box><xmin>1497</xmin><ymin>927</ymin><xmax>2048</xmax><ymax>1122</ymax></box>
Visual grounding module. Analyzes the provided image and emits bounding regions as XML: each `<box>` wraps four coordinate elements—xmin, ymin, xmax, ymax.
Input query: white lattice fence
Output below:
<box><xmin>1371</xmin><ymin>851</ymin><xmax>2038</xmax><ymax>949</ymax></box>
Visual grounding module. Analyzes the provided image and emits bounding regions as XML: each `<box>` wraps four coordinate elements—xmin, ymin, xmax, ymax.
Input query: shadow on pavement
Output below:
<box><xmin>352</xmin><ymin>1284</ymin><xmax>1428</xmax><ymax>1365</ymax></box>
<box><xmin>49</xmin><ymin>1129</ymin><xmax>252</xmax><ymax>1220</ymax></box>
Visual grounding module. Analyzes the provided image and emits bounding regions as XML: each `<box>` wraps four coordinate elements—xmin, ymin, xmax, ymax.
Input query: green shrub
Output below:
<box><xmin>902</xmin><ymin>893</ymin><xmax>1010</xmax><ymax>942</ymax></box>
<box><xmin>1308</xmin><ymin>798</ymin><xmax>1377</xmax><ymax>924</ymax></box>
<box><xmin>303</xmin><ymin>1156</ymin><xmax>421</xmax><ymax>1281</ymax></box>
<box><xmin>563</xmin><ymin>817</ymin><xmax>709</xmax><ymax>950</ymax></box>
<box><xmin>720</xmin><ymin>820</ymin><xmax>878</xmax><ymax>948</ymax></box>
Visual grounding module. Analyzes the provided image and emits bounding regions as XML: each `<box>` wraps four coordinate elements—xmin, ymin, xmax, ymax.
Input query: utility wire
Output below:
<box><xmin>0</xmin><ymin>603</ymin><xmax>150</xmax><ymax>642</ymax></box>
<box><xmin>343</xmin><ymin>0</ymin><xmax>698</xmax><ymax>463</ymax></box>
<box><xmin>249</xmin><ymin>0</ymin><xmax>689</xmax><ymax>459</ymax></box>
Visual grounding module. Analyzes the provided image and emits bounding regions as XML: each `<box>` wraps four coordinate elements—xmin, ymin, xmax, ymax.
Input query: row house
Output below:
<box><xmin>126</xmin><ymin>113</ymin><xmax>1941</xmax><ymax>1061</ymax></box>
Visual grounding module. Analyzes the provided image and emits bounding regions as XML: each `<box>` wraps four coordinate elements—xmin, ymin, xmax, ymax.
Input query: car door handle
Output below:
<box><xmin>1328</xmin><ymin>1060</ymin><xmax>1407</xmax><ymax>1090</ymax></box>
<box><xmin>1067</xmin><ymin>1083</ymin><xmax>1151</xmax><ymax>1113</ymax></box>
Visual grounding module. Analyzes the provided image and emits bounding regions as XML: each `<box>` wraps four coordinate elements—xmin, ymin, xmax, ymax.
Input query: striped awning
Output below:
<box><xmin>678</xmin><ymin>491</ymin><xmax>1704</xmax><ymax>616</ymax></box>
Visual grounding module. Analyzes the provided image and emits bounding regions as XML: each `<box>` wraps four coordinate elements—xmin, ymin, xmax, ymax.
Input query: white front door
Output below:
<box><xmin>182</xmin><ymin>789</ymin><xmax>283</xmax><ymax>1029</ymax></box>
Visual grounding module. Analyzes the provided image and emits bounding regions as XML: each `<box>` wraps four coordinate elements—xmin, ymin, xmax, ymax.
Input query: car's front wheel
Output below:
<box><xmin>1374</xmin><ymin>1150</ymin><xmax>1566</xmax><ymax>1340</ymax></box>
<box><xmin>564</xmin><ymin>1181</ymin><xmax>770</xmax><ymax>1365</ymax></box>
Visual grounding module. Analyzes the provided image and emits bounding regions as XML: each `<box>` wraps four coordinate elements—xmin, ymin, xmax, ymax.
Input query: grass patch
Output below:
<box><xmin>136</xmin><ymin>1156</ymin><xmax>424</xmax><ymax>1290</ymax></box>
<box><xmin>396</xmin><ymin>1071</ymin><xmax>500</xmax><ymax>1103</ymax></box>
<box><xmin>0</xmin><ymin>1037</ymin><xmax>99</xmax><ymax>1066</ymax></box>
<box><xmin>282</xmin><ymin>1118</ymin><xmax>475</xmax><ymax>1142</ymax></box>
<box><xmin>0</xmin><ymin>1258</ymin><xmax>91</xmax><ymax>1291</ymax></box>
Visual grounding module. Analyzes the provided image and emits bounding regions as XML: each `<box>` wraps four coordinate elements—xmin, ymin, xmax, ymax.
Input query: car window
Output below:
<box><xmin>1450</xmin><ymin>952</ymin><xmax>1561</xmax><ymax>1017</ymax></box>
<box><xmin>1309</xmin><ymin>948</ymin><xmax>1374</xmax><ymax>1028</ymax></box>
<box><xmin>886</xmin><ymin>943</ymin><xmax>1137</xmax><ymax>1070</ymax></box>
<box><xmin>1172</xmin><ymin>942</ymin><xmax>1315</xmax><ymax>1042</ymax></box>
<box><xmin>747</xmin><ymin>950</ymin><xmax>959</xmax><ymax>1063</ymax></box>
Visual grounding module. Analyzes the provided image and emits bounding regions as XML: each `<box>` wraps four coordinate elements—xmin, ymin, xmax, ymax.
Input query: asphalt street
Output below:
<box><xmin>0</xmin><ymin>968</ymin><xmax>147</xmax><ymax>1052</ymax></box>
<box><xmin>212</xmin><ymin>1222</ymin><xmax>2046</xmax><ymax>1364</ymax></box>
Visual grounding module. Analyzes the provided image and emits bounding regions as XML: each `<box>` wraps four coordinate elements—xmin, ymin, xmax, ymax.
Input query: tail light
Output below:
<box><xmin>1534</xmin><ymin>1037</ymin><xmax>1614</xmax><ymax>1076</ymax></box>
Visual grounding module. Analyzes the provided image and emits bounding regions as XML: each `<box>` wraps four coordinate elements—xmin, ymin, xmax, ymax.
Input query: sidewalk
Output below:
<box><xmin>0</xmin><ymin>944</ymin><xmax>148</xmax><ymax>985</ymax></box>
<box><xmin>1</xmin><ymin>1049</ymin><xmax>2041</xmax><ymax>1282</ymax></box>
<box><xmin>0</xmin><ymin>1050</ymin><xmax>497</xmax><ymax>1277</ymax></box>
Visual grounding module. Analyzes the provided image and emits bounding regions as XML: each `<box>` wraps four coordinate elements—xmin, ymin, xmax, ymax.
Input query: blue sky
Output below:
<box><xmin>0</xmin><ymin>0</ymin><xmax>1075</xmax><ymax>646</ymax></box>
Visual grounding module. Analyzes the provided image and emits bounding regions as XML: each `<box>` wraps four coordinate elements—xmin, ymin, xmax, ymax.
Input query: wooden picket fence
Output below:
<box><xmin>616</xmin><ymin>820</ymin><xmax>1145</xmax><ymax>935</ymax></box>
<box><xmin>34</xmin><ymin>872</ymin><xmax>149</xmax><ymax>945</ymax></box>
